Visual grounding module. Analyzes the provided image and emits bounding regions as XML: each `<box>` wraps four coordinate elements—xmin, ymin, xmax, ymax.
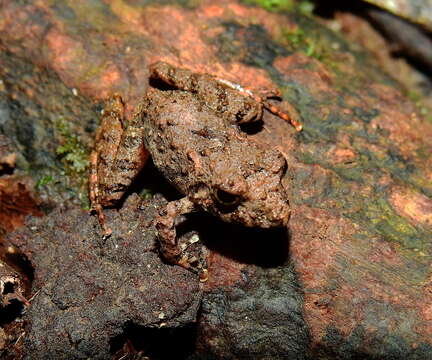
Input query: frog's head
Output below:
<box><xmin>195</xmin><ymin>146</ymin><xmax>290</xmax><ymax>228</ymax></box>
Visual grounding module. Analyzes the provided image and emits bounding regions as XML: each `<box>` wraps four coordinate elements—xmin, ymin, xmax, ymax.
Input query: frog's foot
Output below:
<box><xmin>155</xmin><ymin>197</ymin><xmax>198</xmax><ymax>269</ymax></box>
<box><xmin>91</xmin><ymin>204</ymin><xmax>113</xmax><ymax>239</ymax></box>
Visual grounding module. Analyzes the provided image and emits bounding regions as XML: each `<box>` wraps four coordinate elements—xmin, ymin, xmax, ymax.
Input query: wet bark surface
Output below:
<box><xmin>0</xmin><ymin>0</ymin><xmax>431</xmax><ymax>359</ymax></box>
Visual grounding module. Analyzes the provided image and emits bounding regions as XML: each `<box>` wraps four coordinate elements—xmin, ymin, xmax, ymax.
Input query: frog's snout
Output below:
<box><xmin>228</xmin><ymin>193</ymin><xmax>290</xmax><ymax>229</ymax></box>
<box><xmin>257</xmin><ymin>185</ymin><xmax>292</xmax><ymax>227</ymax></box>
<box><xmin>265</xmin><ymin>198</ymin><xmax>291</xmax><ymax>227</ymax></box>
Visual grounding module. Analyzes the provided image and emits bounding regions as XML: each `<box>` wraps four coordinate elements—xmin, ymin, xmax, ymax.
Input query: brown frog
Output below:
<box><xmin>90</xmin><ymin>61</ymin><xmax>301</xmax><ymax>268</ymax></box>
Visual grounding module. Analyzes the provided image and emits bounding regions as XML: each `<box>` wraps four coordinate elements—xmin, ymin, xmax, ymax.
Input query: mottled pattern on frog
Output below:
<box><xmin>138</xmin><ymin>89</ymin><xmax>290</xmax><ymax>228</ymax></box>
<box><xmin>90</xmin><ymin>61</ymin><xmax>291</xmax><ymax>267</ymax></box>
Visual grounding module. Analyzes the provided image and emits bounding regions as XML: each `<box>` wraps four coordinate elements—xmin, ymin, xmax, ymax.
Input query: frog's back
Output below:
<box><xmin>139</xmin><ymin>89</ymin><xmax>231</xmax><ymax>194</ymax></box>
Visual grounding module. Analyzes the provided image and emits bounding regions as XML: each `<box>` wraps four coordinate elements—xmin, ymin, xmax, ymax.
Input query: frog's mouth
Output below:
<box><xmin>215</xmin><ymin>194</ymin><xmax>290</xmax><ymax>229</ymax></box>
<box><xmin>240</xmin><ymin>199</ymin><xmax>290</xmax><ymax>228</ymax></box>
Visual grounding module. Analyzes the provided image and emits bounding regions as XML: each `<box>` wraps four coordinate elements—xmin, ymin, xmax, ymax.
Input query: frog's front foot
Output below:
<box><xmin>155</xmin><ymin>197</ymin><xmax>198</xmax><ymax>269</ymax></box>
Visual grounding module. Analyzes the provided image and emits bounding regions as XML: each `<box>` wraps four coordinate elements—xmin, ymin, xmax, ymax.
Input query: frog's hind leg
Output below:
<box><xmin>245</xmin><ymin>88</ymin><xmax>303</xmax><ymax>132</ymax></box>
<box><xmin>89</xmin><ymin>95</ymin><xmax>125</xmax><ymax>237</ymax></box>
<box><xmin>247</xmin><ymin>88</ymin><xmax>303</xmax><ymax>131</ymax></box>
<box><xmin>216</xmin><ymin>79</ymin><xmax>303</xmax><ymax>131</ymax></box>
<box><xmin>89</xmin><ymin>95</ymin><xmax>149</xmax><ymax>237</ymax></box>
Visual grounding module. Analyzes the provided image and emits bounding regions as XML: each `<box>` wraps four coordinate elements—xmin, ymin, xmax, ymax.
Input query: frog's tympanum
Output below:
<box><xmin>90</xmin><ymin>62</ymin><xmax>300</xmax><ymax>268</ymax></box>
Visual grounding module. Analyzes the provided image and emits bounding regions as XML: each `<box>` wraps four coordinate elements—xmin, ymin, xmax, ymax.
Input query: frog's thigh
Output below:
<box><xmin>90</xmin><ymin>96</ymin><xmax>125</xmax><ymax>208</ymax></box>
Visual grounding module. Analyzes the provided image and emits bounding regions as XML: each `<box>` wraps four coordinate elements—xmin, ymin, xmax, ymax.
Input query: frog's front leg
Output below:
<box><xmin>89</xmin><ymin>95</ymin><xmax>149</xmax><ymax>237</ymax></box>
<box><xmin>155</xmin><ymin>197</ymin><xmax>197</xmax><ymax>268</ymax></box>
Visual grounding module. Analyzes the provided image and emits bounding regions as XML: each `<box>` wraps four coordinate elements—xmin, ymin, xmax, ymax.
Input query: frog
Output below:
<box><xmin>89</xmin><ymin>61</ymin><xmax>301</xmax><ymax>269</ymax></box>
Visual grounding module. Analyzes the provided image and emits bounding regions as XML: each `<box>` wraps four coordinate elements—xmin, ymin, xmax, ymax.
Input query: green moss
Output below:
<box><xmin>116</xmin><ymin>0</ymin><xmax>202</xmax><ymax>10</ymax></box>
<box><xmin>337</xmin><ymin>177</ymin><xmax>427</xmax><ymax>254</ymax></box>
<box><xmin>35</xmin><ymin>175</ymin><xmax>54</xmax><ymax>190</ymax></box>
<box><xmin>415</xmin><ymin>145</ymin><xmax>431</xmax><ymax>161</ymax></box>
<box><xmin>297</xmin><ymin>0</ymin><xmax>314</xmax><ymax>15</ymax></box>
<box><xmin>279</xmin><ymin>27</ymin><xmax>327</xmax><ymax>60</ymax></box>
<box><xmin>55</xmin><ymin>118</ymin><xmax>89</xmax><ymax>176</ymax></box>
<box><xmin>242</xmin><ymin>0</ymin><xmax>295</xmax><ymax>12</ymax></box>
<box><xmin>351</xmin><ymin>197</ymin><xmax>428</xmax><ymax>254</ymax></box>
<box><xmin>283</xmin><ymin>27</ymin><xmax>305</xmax><ymax>47</ymax></box>
<box><xmin>139</xmin><ymin>188</ymin><xmax>154</xmax><ymax>200</ymax></box>
<box><xmin>53</xmin><ymin>116</ymin><xmax>91</xmax><ymax>204</ymax></box>
<box><xmin>365</xmin><ymin>199</ymin><xmax>416</xmax><ymax>237</ymax></box>
<box><xmin>404</xmin><ymin>90</ymin><xmax>432</xmax><ymax>124</ymax></box>
<box><xmin>406</xmin><ymin>90</ymin><xmax>422</xmax><ymax>103</ymax></box>
<box><xmin>242</xmin><ymin>0</ymin><xmax>314</xmax><ymax>14</ymax></box>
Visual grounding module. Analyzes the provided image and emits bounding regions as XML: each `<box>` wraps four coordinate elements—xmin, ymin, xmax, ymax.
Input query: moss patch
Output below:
<box><xmin>55</xmin><ymin>118</ymin><xmax>89</xmax><ymax>175</ymax></box>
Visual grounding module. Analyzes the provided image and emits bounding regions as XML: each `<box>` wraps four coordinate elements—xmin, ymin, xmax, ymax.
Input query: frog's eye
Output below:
<box><xmin>214</xmin><ymin>189</ymin><xmax>241</xmax><ymax>207</ymax></box>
